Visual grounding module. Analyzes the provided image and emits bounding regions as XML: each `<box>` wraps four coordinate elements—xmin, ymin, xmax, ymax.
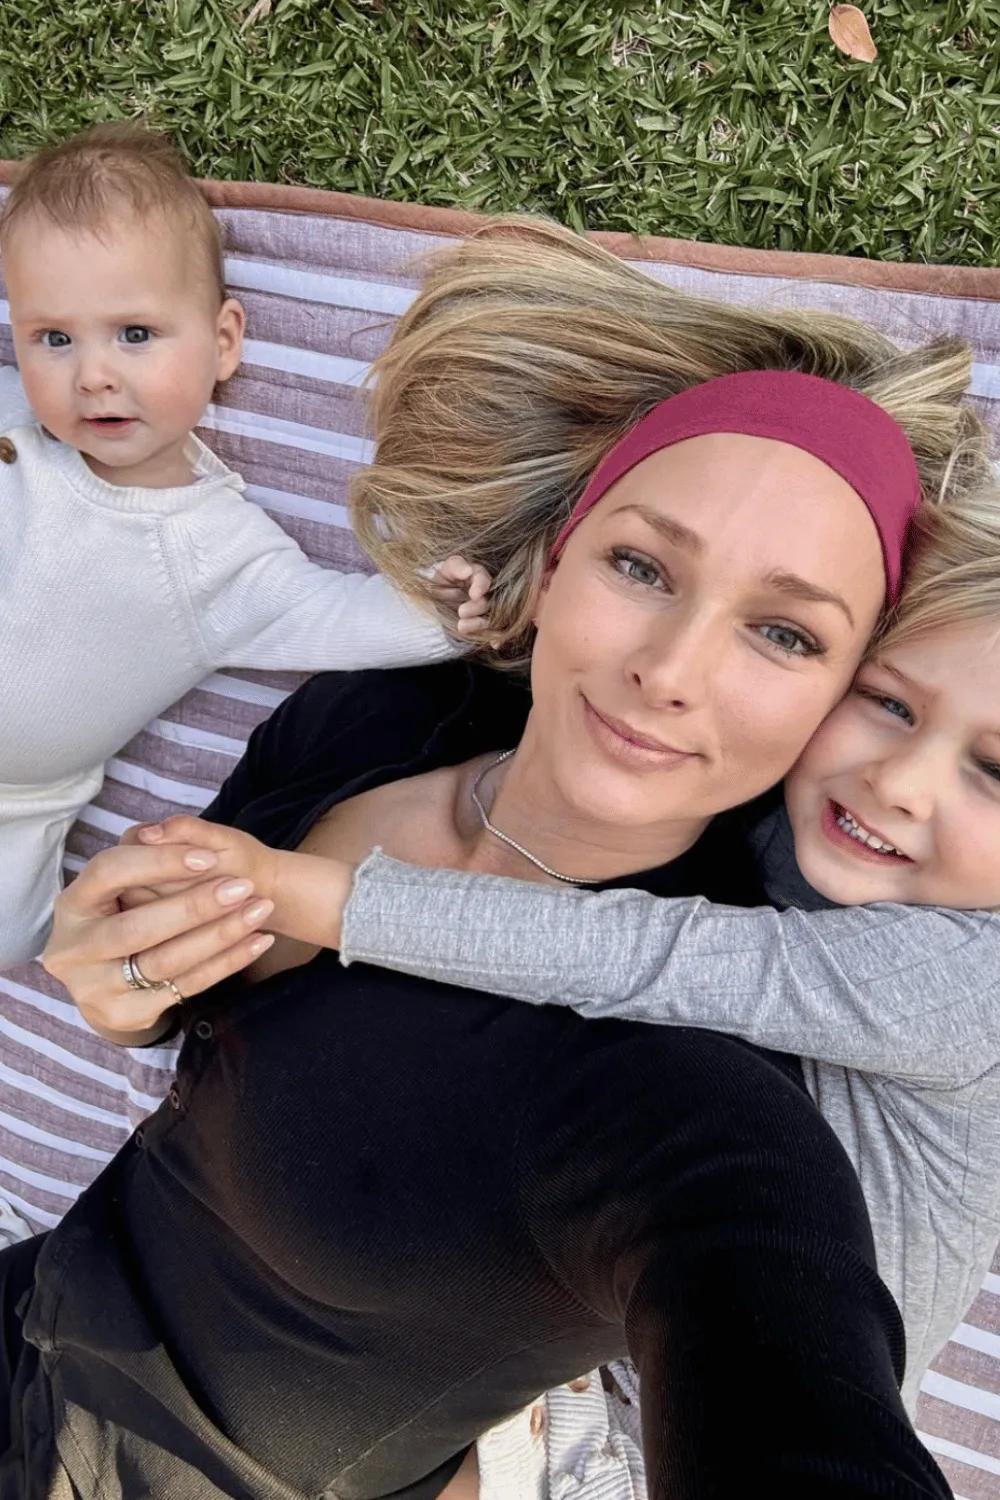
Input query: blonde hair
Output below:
<box><xmin>352</xmin><ymin>218</ymin><xmax>993</xmax><ymax>666</ymax></box>
<box><xmin>0</xmin><ymin>122</ymin><xmax>224</xmax><ymax>302</ymax></box>
<box><xmin>876</xmin><ymin>487</ymin><xmax>1000</xmax><ymax>654</ymax></box>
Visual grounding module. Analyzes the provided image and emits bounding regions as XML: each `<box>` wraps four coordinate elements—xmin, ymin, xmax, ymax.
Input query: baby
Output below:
<box><xmin>127</xmin><ymin>488</ymin><xmax>1000</xmax><ymax>1420</ymax></box>
<box><xmin>0</xmin><ymin>122</ymin><xmax>487</xmax><ymax>968</ymax></box>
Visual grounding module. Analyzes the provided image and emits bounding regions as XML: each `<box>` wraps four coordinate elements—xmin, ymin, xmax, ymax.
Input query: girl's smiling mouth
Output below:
<box><xmin>821</xmin><ymin>799</ymin><xmax>913</xmax><ymax>863</ymax></box>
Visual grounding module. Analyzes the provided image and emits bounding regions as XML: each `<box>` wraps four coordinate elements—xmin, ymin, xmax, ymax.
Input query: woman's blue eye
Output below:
<box><xmin>612</xmin><ymin>548</ymin><xmax>665</xmax><ymax>589</ymax></box>
<box><xmin>120</xmin><ymin>326</ymin><xmax>151</xmax><ymax>345</ymax></box>
<box><xmin>756</xmin><ymin>623</ymin><xmax>818</xmax><ymax>657</ymax></box>
<box><xmin>40</xmin><ymin>330</ymin><xmax>71</xmax><ymax>349</ymax></box>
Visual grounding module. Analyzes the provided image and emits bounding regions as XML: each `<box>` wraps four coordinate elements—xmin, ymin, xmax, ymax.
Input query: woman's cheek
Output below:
<box><xmin>538</xmin><ymin>575</ymin><xmax>633</xmax><ymax>678</ymax></box>
<box><xmin>727</xmin><ymin>674</ymin><xmax>843</xmax><ymax>792</ymax></box>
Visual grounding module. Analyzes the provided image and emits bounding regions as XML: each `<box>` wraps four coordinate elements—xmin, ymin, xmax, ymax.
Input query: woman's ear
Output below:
<box><xmin>215</xmin><ymin>298</ymin><xmax>246</xmax><ymax>384</ymax></box>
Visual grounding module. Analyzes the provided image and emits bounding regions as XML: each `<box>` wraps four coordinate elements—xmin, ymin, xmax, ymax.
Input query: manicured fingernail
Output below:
<box><xmin>184</xmin><ymin>851</ymin><xmax>217</xmax><ymax>871</ymax></box>
<box><xmin>249</xmin><ymin>934</ymin><xmax>275</xmax><ymax>956</ymax></box>
<box><xmin>217</xmin><ymin>878</ymin><xmax>253</xmax><ymax>904</ymax></box>
<box><xmin>138</xmin><ymin>824</ymin><xmax>164</xmax><ymax>841</ymax></box>
<box><xmin>244</xmin><ymin>899</ymin><xmax>274</xmax><ymax>925</ymax></box>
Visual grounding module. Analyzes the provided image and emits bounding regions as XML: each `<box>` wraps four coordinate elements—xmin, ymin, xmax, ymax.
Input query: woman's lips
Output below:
<box><xmin>583</xmin><ymin>697</ymin><xmax>697</xmax><ymax>771</ymax></box>
<box><xmin>820</xmin><ymin>799</ymin><xmax>913</xmax><ymax>865</ymax></box>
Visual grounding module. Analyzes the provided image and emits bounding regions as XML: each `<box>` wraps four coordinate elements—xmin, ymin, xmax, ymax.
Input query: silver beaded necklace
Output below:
<box><xmin>469</xmin><ymin>749</ymin><xmax>604</xmax><ymax>886</ymax></box>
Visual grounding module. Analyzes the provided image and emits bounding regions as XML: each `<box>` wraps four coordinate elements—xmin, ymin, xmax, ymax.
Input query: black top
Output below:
<box><xmin>24</xmin><ymin>663</ymin><xmax>808</xmax><ymax>1500</ymax></box>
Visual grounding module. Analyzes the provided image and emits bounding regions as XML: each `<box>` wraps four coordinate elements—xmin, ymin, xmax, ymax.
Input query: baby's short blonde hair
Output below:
<box><xmin>0</xmin><ymin>121</ymin><xmax>224</xmax><ymax>303</ymax></box>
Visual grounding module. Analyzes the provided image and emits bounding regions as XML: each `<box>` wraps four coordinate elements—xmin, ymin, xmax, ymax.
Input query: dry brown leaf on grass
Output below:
<box><xmin>828</xmin><ymin>4</ymin><xmax>878</xmax><ymax>62</ymax></box>
<box><xmin>242</xmin><ymin>0</ymin><xmax>272</xmax><ymax>27</ymax></box>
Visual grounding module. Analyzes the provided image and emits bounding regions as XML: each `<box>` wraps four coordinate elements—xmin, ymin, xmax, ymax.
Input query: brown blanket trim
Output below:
<box><xmin>2</xmin><ymin>160</ymin><xmax>998</xmax><ymax>301</ymax></box>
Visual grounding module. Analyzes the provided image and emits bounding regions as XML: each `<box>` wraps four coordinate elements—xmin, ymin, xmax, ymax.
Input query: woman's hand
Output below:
<box><xmin>42</xmin><ymin>839</ymin><xmax>277</xmax><ymax>1047</ymax></box>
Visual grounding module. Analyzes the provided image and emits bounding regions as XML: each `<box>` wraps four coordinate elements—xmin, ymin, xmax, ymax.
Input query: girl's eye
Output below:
<box><xmin>860</xmin><ymin>689</ymin><xmax>914</xmax><ymax>725</ymax></box>
<box><xmin>977</xmin><ymin>759</ymin><xmax>1000</xmax><ymax>785</ymax></box>
<box><xmin>120</xmin><ymin>326</ymin><xmax>151</xmax><ymax>346</ymax></box>
<box><xmin>754</xmin><ymin>623</ymin><xmax>820</xmax><ymax>658</ymax></box>
<box><xmin>40</xmin><ymin>330</ymin><xmax>71</xmax><ymax>349</ymax></box>
<box><xmin>611</xmin><ymin>548</ymin><xmax>667</xmax><ymax>590</ymax></box>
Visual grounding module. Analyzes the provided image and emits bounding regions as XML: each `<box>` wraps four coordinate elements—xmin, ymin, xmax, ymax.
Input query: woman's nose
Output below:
<box><xmin>626</xmin><ymin>608</ymin><xmax>715</xmax><ymax>711</ymax></box>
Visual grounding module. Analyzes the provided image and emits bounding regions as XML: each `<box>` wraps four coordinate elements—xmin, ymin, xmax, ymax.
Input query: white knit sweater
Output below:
<box><xmin>0</xmin><ymin>367</ymin><xmax>455</xmax><ymax>966</ymax></box>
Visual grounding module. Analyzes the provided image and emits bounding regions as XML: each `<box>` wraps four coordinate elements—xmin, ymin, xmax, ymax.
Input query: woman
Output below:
<box><xmin>32</xmin><ymin>230</ymin><xmax>990</xmax><ymax>1500</ymax></box>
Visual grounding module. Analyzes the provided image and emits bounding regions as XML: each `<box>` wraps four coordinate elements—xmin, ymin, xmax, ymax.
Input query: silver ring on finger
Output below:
<box><xmin>123</xmin><ymin>953</ymin><xmax>180</xmax><ymax>1000</ymax></box>
<box><xmin>122</xmin><ymin>954</ymin><xmax>151</xmax><ymax>992</ymax></box>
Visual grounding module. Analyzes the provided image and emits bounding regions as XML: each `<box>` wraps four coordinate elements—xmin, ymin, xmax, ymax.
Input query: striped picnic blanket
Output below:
<box><xmin>1</xmin><ymin>178</ymin><xmax>1000</xmax><ymax>1497</ymax></box>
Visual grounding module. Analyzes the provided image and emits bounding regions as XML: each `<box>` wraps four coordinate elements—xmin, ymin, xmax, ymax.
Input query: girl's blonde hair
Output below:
<box><xmin>877</xmin><ymin>486</ymin><xmax>1000</xmax><ymax>654</ymax></box>
<box><xmin>352</xmin><ymin>218</ymin><xmax>994</xmax><ymax>665</ymax></box>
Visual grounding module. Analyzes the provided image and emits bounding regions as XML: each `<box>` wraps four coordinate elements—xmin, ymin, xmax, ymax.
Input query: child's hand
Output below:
<box><xmin>430</xmin><ymin>555</ymin><xmax>493</xmax><ymax>636</ymax></box>
<box><xmin>135</xmin><ymin>817</ymin><xmax>282</xmax><ymax>905</ymax></box>
<box><xmin>135</xmin><ymin>816</ymin><xmax>354</xmax><ymax>954</ymax></box>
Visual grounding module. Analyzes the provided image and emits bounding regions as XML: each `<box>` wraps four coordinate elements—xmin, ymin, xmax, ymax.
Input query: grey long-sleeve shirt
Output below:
<box><xmin>340</xmin><ymin>811</ymin><xmax>1000</xmax><ymax>1410</ymax></box>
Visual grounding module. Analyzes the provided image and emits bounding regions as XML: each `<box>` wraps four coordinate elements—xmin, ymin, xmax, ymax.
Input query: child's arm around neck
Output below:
<box><xmin>337</xmin><ymin>846</ymin><xmax>1000</xmax><ymax>1091</ymax></box>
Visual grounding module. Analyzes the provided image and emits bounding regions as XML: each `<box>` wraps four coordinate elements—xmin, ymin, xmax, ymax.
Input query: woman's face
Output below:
<box><xmin>528</xmin><ymin>432</ymin><xmax>885</xmax><ymax>834</ymax></box>
<box><xmin>785</xmin><ymin>621</ymin><xmax>1000</xmax><ymax>908</ymax></box>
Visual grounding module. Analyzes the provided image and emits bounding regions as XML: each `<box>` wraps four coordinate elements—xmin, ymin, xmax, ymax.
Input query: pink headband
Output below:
<box><xmin>549</xmin><ymin>369</ymin><xmax>922</xmax><ymax>604</ymax></box>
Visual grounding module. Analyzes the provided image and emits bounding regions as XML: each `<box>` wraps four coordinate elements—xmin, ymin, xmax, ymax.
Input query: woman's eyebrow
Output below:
<box><xmin>614</xmin><ymin>504</ymin><xmax>704</xmax><ymax>553</ymax></box>
<box><xmin>762</xmin><ymin>571</ymin><xmax>855</xmax><ymax>628</ymax></box>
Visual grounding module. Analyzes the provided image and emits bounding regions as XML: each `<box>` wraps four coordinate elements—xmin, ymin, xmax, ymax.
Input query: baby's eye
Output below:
<box><xmin>40</xmin><ymin>330</ymin><xmax>71</xmax><ymax>349</ymax></box>
<box><xmin>611</xmin><ymin>548</ymin><xmax>667</xmax><ymax>590</ymax></box>
<box><xmin>755</xmin><ymin>623</ymin><xmax>819</xmax><ymax>658</ymax></box>
<box><xmin>120</xmin><ymin>326</ymin><xmax>151</xmax><ymax>346</ymax></box>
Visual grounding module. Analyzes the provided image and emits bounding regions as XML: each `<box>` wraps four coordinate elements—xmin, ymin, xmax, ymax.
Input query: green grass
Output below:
<box><xmin>0</xmin><ymin>0</ymin><xmax>999</xmax><ymax>263</ymax></box>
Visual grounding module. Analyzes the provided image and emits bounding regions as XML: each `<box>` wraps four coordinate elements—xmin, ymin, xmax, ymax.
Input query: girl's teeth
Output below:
<box><xmin>834</xmin><ymin>807</ymin><xmax>899</xmax><ymax>855</ymax></box>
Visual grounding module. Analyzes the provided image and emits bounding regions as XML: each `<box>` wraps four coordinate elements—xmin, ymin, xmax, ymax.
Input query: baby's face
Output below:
<box><xmin>785</xmin><ymin>619</ymin><xmax>1000</xmax><ymax>908</ymax></box>
<box><xmin>3</xmin><ymin>210</ymin><xmax>243</xmax><ymax>487</ymax></box>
